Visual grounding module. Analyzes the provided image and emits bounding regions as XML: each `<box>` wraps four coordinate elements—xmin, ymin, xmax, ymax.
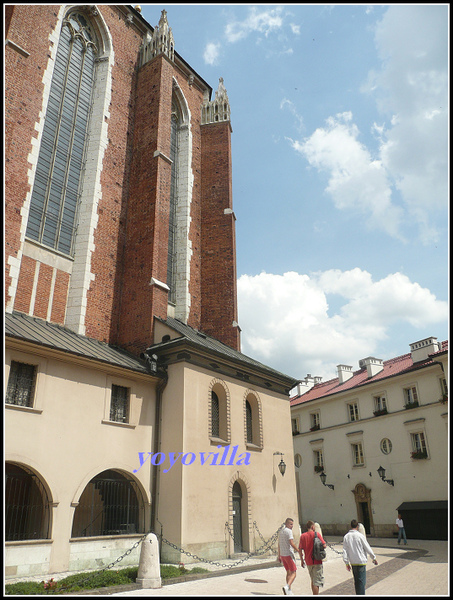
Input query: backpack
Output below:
<box><xmin>312</xmin><ymin>531</ymin><xmax>326</xmax><ymax>561</ymax></box>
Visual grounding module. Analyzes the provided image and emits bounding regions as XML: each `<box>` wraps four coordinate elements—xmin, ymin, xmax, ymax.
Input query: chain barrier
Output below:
<box><xmin>161</xmin><ymin>521</ymin><xmax>284</xmax><ymax>570</ymax></box>
<box><xmin>50</xmin><ymin>531</ymin><xmax>150</xmax><ymax>593</ymax></box>
<box><xmin>325</xmin><ymin>539</ymin><xmax>344</xmax><ymax>555</ymax></box>
<box><xmin>42</xmin><ymin>522</ymin><xmax>284</xmax><ymax>592</ymax></box>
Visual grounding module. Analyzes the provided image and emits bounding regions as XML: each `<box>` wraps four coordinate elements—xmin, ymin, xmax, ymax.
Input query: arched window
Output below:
<box><xmin>244</xmin><ymin>392</ymin><xmax>263</xmax><ymax>448</ymax></box>
<box><xmin>72</xmin><ymin>470</ymin><xmax>144</xmax><ymax>537</ymax></box>
<box><xmin>5</xmin><ymin>463</ymin><xmax>51</xmax><ymax>541</ymax></box>
<box><xmin>167</xmin><ymin>98</ymin><xmax>181</xmax><ymax>303</ymax></box>
<box><xmin>245</xmin><ymin>400</ymin><xmax>253</xmax><ymax>444</ymax></box>
<box><xmin>25</xmin><ymin>12</ymin><xmax>98</xmax><ymax>256</ymax></box>
<box><xmin>211</xmin><ymin>391</ymin><xmax>220</xmax><ymax>438</ymax></box>
<box><xmin>209</xmin><ymin>381</ymin><xmax>230</xmax><ymax>444</ymax></box>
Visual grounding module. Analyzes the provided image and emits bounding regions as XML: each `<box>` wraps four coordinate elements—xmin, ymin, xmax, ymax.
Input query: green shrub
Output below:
<box><xmin>5</xmin><ymin>563</ymin><xmax>209</xmax><ymax>594</ymax></box>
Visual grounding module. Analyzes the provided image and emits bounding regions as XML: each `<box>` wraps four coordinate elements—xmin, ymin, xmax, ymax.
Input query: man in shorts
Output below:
<box><xmin>278</xmin><ymin>517</ymin><xmax>303</xmax><ymax>595</ymax></box>
<box><xmin>299</xmin><ymin>520</ymin><xmax>327</xmax><ymax>595</ymax></box>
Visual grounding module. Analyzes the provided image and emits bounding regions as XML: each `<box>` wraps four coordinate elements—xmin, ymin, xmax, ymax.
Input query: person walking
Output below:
<box><xmin>396</xmin><ymin>513</ymin><xmax>408</xmax><ymax>545</ymax></box>
<box><xmin>298</xmin><ymin>520</ymin><xmax>327</xmax><ymax>595</ymax></box>
<box><xmin>342</xmin><ymin>519</ymin><xmax>378</xmax><ymax>595</ymax></box>
<box><xmin>278</xmin><ymin>518</ymin><xmax>303</xmax><ymax>595</ymax></box>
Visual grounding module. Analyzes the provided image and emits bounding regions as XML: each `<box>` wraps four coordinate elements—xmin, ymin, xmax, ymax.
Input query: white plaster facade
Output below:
<box><xmin>290</xmin><ymin>338</ymin><xmax>448</xmax><ymax>539</ymax></box>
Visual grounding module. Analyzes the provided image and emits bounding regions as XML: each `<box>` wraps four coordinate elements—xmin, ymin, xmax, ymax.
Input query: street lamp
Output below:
<box><xmin>273</xmin><ymin>452</ymin><xmax>286</xmax><ymax>476</ymax></box>
<box><xmin>377</xmin><ymin>465</ymin><xmax>394</xmax><ymax>486</ymax></box>
<box><xmin>319</xmin><ymin>471</ymin><xmax>334</xmax><ymax>490</ymax></box>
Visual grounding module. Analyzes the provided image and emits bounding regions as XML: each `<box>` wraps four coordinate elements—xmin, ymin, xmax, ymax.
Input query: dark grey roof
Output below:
<box><xmin>5</xmin><ymin>311</ymin><xmax>149</xmax><ymax>374</ymax></box>
<box><xmin>152</xmin><ymin>316</ymin><xmax>298</xmax><ymax>385</ymax></box>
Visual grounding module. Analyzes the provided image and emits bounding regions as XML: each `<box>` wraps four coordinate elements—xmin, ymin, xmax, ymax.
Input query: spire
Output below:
<box><xmin>140</xmin><ymin>9</ymin><xmax>175</xmax><ymax>66</ymax></box>
<box><xmin>201</xmin><ymin>78</ymin><xmax>231</xmax><ymax>125</ymax></box>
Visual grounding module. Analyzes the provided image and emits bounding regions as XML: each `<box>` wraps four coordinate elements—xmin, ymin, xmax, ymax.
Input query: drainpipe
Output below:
<box><xmin>150</xmin><ymin>371</ymin><xmax>168</xmax><ymax>538</ymax></box>
<box><xmin>141</xmin><ymin>352</ymin><xmax>168</xmax><ymax>550</ymax></box>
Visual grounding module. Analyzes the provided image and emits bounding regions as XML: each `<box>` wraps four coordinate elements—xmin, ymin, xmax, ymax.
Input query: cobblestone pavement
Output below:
<box><xmin>111</xmin><ymin>537</ymin><xmax>448</xmax><ymax>596</ymax></box>
<box><xmin>5</xmin><ymin>537</ymin><xmax>448</xmax><ymax>596</ymax></box>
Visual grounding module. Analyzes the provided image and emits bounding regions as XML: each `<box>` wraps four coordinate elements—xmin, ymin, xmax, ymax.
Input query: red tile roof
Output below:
<box><xmin>290</xmin><ymin>340</ymin><xmax>448</xmax><ymax>407</ymax></box>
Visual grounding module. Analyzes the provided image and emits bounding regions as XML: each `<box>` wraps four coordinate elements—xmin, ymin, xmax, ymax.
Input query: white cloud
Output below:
<box><xmin>203</xmin><ymin>42</ymin><xmax>220</xmax><ymax>65</ymax></box>
<box><xmin>287</xmin><ymin>5</ymin><xmax>447</xmax><ymax>244</ymax></box>
<box><xmin>225</xmin><ymin>7</ymin><xmax>284</xmax><ymax>43</ymax></box>
<box><xmin>238</xmin><ymin>270</ymin><xmax>448</xmax><ymax>380</ymax></box>
<box><xmin>288</xmin><ymin>112</ymin><xmax>404</xmax><ymax>239</ymax></box>
<box><xmin>370</xmin><ymin>5</ymin><xmax>448</xmax><ymax>243</ymax></box>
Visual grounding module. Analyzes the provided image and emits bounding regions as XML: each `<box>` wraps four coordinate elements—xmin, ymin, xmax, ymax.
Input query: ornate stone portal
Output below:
<box><xmin>352</xmin><ymin>483</ymin><xmax>375</xmax><ymax>536</ymax></box>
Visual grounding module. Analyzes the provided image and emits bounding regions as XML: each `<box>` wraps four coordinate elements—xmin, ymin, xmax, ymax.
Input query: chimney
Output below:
<box><xmin>292</xmin><ymin>374</ymin><xmax>322</xmax><ymax>396</ymax></box>
<box><xmin>410</xmin><ymin>337</ymin><xmax>441</xmax><ymax>363</ymax></box>
<box><xmin>359</xmin><ymin>357</ymin><xmax>384</xmax><ymax>378</ymax></box>
<box><xmin>337</xmin><ymin>365</ymin><xmax>353</xmax><ymax>384</ymax></box>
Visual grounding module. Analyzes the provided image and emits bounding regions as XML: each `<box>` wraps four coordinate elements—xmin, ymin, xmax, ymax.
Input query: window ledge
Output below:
<box><xmin>5</xmin><ymin>403</ymin><xmax>43</xmax><ymax>415</ymax></box>
<box><xmin>70</xmin><ymin>533</ymin><xmax>142</xmax><ymax>542</ymax></box>
<box><xmin>246</xmin><ymin>442</ymin><xmax>262</xmax><ymax>452</ymax></box>
<box><xmin>209</xmin><ymin>436</ymin><xmax>230</xmax><ymax>446</ymax></box>
<box><xmin>6</xmin><ymin>539</ymin><xmax>53</xmax><ymax>546</ymax></box>
<box><xmin>101</xmin><ymin>419</ymin><xmax>136</xmax><ymax>429</ymax></box>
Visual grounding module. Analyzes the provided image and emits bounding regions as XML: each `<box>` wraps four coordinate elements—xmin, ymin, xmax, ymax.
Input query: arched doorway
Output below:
<box><xmin>232</xmin><ymin>481</ymin><xmax>243</xmax><ymax>553</ymax></box>
<box><xmin>352</xmin><ymin>483</ymin><xmax>374</xmax><ymax>535</ymax></box>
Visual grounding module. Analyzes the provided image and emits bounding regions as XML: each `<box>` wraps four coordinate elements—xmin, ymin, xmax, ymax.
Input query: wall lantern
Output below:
<box><xmin>273</xmin><ymin>452</ymin><xmax>286</xmax><ymax>476</ymax></box>
<box><xmin>377</xmin><ymin>465</ymin><xmax>394</xmax><ymax>486</ymax></box>
<box><xmin>319</xmin><ymin>471</ymin><xmax>334</xmax><ymax>490</ymax></box>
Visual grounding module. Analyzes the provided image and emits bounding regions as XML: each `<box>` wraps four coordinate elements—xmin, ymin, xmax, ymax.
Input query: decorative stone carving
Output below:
<box><xmin>140</xmin><ymin>9</ymin><xmax>174</xmax><ymax>67</ymax></box>
<box><xmin>201</xmin><ymin>77</ymin><xmax>231</xmax><ymax>125</ymax></box>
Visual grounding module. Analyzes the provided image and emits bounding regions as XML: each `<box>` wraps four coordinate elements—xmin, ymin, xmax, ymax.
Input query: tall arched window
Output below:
<box><xmin>244</xmin><ymin>392</ymin><xmax>263</xmax><ymax>448</ymax></box>
<box><xmin>245</xmin><ymin>400</ymin><xmax>253</xmax><ymax>444</ymax></box>
<box><xmin>209</xmin><ymin>382</ymin><xmax>230</xmax><ymax>444</ymax></box>
<box><xmin>167</xmin><ymin>98</ymin><xmax>181</xmax><ymax>304</ymax></box>
<box><xmin>25</xmin><ymin>12</ymin><xmax>98</xmax><ymax>256</ymax></box>
<box><xmin>211</xmin><ymin>391</ymin><xmax>220</xmax><ymax>438</ymax></box>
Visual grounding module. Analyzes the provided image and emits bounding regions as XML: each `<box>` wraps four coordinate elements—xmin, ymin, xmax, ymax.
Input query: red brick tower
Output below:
<box><xmin>4</xmin><ymin>6</ymin><xmax>240</xmax><ymax>354</ymax></box>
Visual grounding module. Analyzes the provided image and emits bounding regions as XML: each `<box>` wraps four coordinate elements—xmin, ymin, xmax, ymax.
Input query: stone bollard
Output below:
<box><xmin>136</xmin><ymin>533</ymin><xmax>162</xmax><ymax>589</ymax></box>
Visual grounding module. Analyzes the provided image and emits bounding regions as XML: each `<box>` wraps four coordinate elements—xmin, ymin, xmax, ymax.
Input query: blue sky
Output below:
<box><xmin>139</xmin><ymin>4</ymin><xmax>449</xmax><ymax>382</ymax></box>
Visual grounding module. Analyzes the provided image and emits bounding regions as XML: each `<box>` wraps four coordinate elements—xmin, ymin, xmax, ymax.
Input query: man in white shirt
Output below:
<box><xmin>396</xmin><ymin>513</ymin><xmax>408</xmax><ymax>545</ymax></box>
<box><xmin>343</xmin><ymin>520</ymin><xmax>378</xmax><ymax>595</ymax></box>
<box><xmin>278</xmin><ymin>518</ymin><xmax>303</xmax><ymax>595</ymax></box>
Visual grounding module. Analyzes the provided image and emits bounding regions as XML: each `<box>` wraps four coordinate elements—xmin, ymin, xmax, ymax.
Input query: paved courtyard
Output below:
<box><xmin>5</xmin><ymin>537</ymin><xmax>448</xmax><ymax>596</ymax></box>
<box><xmin>112</xmin><ymin>537</ymin><xmax>448</xmax><ymax>596</ymax></box>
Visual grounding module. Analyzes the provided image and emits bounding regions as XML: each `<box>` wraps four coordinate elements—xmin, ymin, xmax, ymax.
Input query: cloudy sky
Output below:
<box><xmin>139</xmin><ymin>4</ymin><xmax>449</xmax><ymax>383</ymax></box>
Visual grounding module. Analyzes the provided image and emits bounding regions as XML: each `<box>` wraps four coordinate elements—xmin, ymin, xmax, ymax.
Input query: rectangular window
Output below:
<box><xmin>310</xmin><ymin>412</ymin><xmax>320</xmax><ymax>430</ymax></box>
<box><xmin>313</xmin><ymin>450</ymin><xmax>324</xmax><ymax>472</ymax></box>
<box><xmin>347</xmin><ymin>402</ymin><xmax>359</xmax><ymax>422</ymax></box>
<box><xmin>6</xmin><ymin>361</ymin><xmax>37</xmax><ymax>407</ymax></box>
<box><xmin>410</xmin><ymin>432</ymin><xmax>427</xmax><ymax>457</ymax></box>
<box><xmin>373</xmin><ymin>395</ymin><xmax>387</xmax><ymax>415</ymax></box>
<box><xmin>440</xmin><ymin>377</ymin><xmax>448</xmax><ymax>397</ymax></box>
<box><xmin>291</xmin><ymin>417</ymin><xmax>300</xmax><ymax>435</ymax></box>
<box><xmin>404</xmin><ymin>386</ymin><xmax>419</xmax><ymax>407</ymax></box>
<box><xmin>352</xmin><ymin>442</ymin><xmax>364</xmax><ymax>466</ymax></box>
<box><xmin>110</xmin><ymin>384</ymin><xmax>129</xmax><ymax>423</ymax></box>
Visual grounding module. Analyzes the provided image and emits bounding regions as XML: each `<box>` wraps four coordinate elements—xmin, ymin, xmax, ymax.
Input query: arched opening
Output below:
<box><xmin>5</xmin><ymin>463</ymin><xmax>51</xmax><ymax>541</ymax></box>
<box><xmin>244</xmin><ymin>392</ymin><xmax>262</xmax><ymax>448</ymax></box>
<box><xmin>209</xmin><ymin>381</ymin><xmax>230</xmax><ymax>443</ymax></box>
<box><xmin>72</xmin><ymin>469</ymin><xmax>144</xmax><ymax>537</ymax></box>
<box><xmin>232</xmin><ymin>481</ymin><xmax>243</xmax><ymax>553</ymax></box>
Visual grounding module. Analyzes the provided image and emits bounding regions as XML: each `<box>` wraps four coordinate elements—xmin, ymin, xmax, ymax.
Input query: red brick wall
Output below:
<box><xmin>5</xmin><ymin>5</ymin><xmax>240</xmax><ymax>355</ymax></box>
<box><xmin>4</xmin><ymin>5</ymin><xmax>60</xmax><ymax>309</ymax></box>
<box><xmin>82</xmin><ymin>6</ymin><xmax>144</xmax><ymax>346</ymax></box>
<box><xmin>200</xmin><ymin>121</ymin><xmax>240</xmax><ymax>351</ymax></box>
